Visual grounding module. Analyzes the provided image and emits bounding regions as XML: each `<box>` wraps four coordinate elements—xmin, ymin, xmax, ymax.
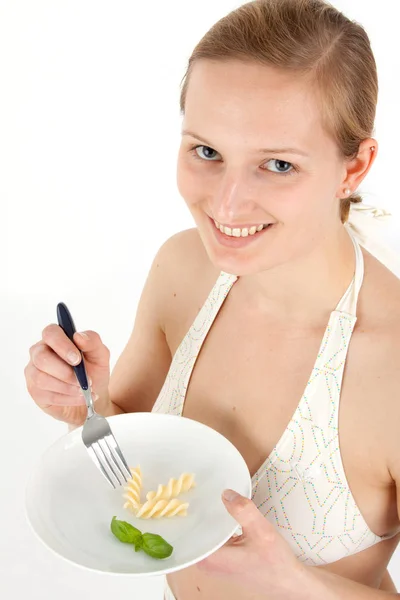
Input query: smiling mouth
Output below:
<box><xmin>212</xmin><ymin>218</ymin><xmax>274</xmax><ymax>238</ymax></box>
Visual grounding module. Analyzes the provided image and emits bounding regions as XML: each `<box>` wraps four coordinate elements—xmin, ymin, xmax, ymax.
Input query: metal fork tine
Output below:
<box><xmin>102</xmin><ymin>437</ymin><xmax>128</xmax><ymax>484</ymax></box>
<box><xmin>94</xmin><ymin>441</ymin><xmax>123</xmax><ymax>488</ymax></box>
<box><xmin>87</xmin><ymin>445</ymin><xmax>116</xmax><ymax>489</ymax></box>
<box><xmin>105</xmin><ymin>435</ymin><xmax>131</xmax><ymax>481</ymax></box>
<box><xmin>97</xmin><ymin>438</ymin><xmax>125</xmax><ymax>487</ymax></box>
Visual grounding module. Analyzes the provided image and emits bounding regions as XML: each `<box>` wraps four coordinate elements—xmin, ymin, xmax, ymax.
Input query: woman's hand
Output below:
<box><xmin>24</xmin><ymin>326</ymin><xmax>111</xmax><ymax>426</ymax></box>
<box><xmin>198</xmin><ymin>489</ymin><xmax>310</xmax><ymax>599</ymax></box>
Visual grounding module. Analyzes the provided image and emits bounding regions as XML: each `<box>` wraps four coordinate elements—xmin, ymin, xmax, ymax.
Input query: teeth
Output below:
<box><xmin>213</xmin><ymin>219</ymin><xmax>270</xmax><ymax>237</ymax></box>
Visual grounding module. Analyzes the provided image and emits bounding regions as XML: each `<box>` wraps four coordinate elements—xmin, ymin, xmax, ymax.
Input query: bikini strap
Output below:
<box><xmin>335</xmin><ymin>230</ymin><xmax>365</xmax><ymax>316</ymax></box>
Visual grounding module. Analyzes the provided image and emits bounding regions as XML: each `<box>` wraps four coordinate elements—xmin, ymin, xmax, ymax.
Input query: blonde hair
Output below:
<box><xmin>179</xmin><ymin>0</ymin><xmax>378</xmax><ymax>223</ymax></box>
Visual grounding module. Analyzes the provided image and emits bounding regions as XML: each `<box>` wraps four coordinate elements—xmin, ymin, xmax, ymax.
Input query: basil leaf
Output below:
<box><xmin>141</xmin><ymin>533</ymin><xmax>173</xmax><ymax>559</ymax></box>
<box><xmin>110</xmin><ymin>517</ymin><xmax>173</xmax><ymax>560</ymax></box>
<box><xmin>134</xmin><ymin>535</ymin><xmax>143</xmax><ymax>552</ymax></box>
<box><xmin>111</xmin><ymin>516</ymin><xmax>142</xmax><ymax>544</ymax></box>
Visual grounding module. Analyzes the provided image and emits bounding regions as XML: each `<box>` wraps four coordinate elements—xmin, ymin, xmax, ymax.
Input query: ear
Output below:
<box><xmin>337</xmin><ymin>138</ymin><xmax>378</xmax><ymax>197</ymax></box>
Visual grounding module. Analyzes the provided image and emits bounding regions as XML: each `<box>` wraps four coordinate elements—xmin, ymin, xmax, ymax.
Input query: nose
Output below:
<box><xmin>211</xmin><ymin>167</ymin><xmax>254</xmax><ymax>223</ymax></box>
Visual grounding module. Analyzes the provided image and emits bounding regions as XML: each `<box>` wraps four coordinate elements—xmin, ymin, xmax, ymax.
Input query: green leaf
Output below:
<box><xmin>141</xmin><ymin>533</ymin><xmax>173</xmax><ymax>559</ymax></box>
<box><xmin>134</xmin><ymin>535</ymin><xmax>143</xmax><ymax>552</ymax></box>
<box><xmin>111</xmin><ymin>516</ymin><xmax>142</xmax><ymax>544</ymax></box>
<box><xmin>109</xmin><ymin>517</ymin><xmax>173</xmax><ymax>560</ymax></box>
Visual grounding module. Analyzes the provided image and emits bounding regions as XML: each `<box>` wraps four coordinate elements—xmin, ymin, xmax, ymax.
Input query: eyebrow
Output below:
<box><xmin>182</xmin><ymin>129</ymin><xmax>310</xmax><ymax>158</ymax></box>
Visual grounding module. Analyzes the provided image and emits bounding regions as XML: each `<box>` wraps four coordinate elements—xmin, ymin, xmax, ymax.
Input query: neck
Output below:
<box><xmin>238</xmin><ymin>224</ymin><xmax>356</xmax><ymax>325</ymax></box>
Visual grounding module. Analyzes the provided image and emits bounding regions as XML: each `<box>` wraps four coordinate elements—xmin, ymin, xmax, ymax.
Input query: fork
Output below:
<box><xmin>57</xmin><ymin>302</ymin><xmax>131</xmax><ymax>488</ymax></box>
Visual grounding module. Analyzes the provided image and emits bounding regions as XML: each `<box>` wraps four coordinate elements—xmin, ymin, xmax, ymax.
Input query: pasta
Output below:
<box><xmin>122</xmin><ymin>468</ymin><xmax>195</xmax><ymax>519</ymax></box>
<box><xmin>122</xmin><ymin>466</ymin><xmax>143</xmax><ymax>513</ymax></box>
<box><xmin>146</xmin><ymin>473</ymin><xmax>196</xmax><ymax>501</ymax></box>
<box><xmin>136</xmin><ymin>498</ymin><xmax>189</xmax><ymax>519</ymax></box>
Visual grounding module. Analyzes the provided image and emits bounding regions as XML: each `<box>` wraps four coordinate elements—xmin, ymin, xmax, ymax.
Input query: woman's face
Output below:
<box><xmin>177</xmin><ymin>60</ymin><xmax>349</xmax><ymax>276</ymax></box>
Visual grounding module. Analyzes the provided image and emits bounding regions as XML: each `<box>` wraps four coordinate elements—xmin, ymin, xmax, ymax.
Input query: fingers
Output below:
<box><xmin>25</xmin><ymin>343</ymin><xmax>99</xmax><ymax>408</ymax></box>
<box><xmin>41</xmin><ymin>324</ymin><xmax>83</xmax><ymax>366</ymax></box>
<box><xmin>40</xmin><ymin>325</ymin><xmax>110</xmax><ymax>369</ymax></box>
<box><xmin>24</xmin><ymin>362</ymin><xmax>83</xmax><ymax>398</ymax></box>
<box><xmin>25</xmin><ymin>325</ymin><xmax>108</xmax><ymax>423</ymax></box>
<box><xmin>40</xmin><ymin>404</ymin><xmax>88</xmax><ymax>426</ymax></box>
<box><xmin>27</xmin><ymin>384</ymin><xmax>87</xmax><ymax>408</ymax></box>
<box><xmin>222</xmin><ymin>491</ymin><xmax>276</xmax><ymax>543</ymax></box>
<box><xmin>29</xmin><ymin>343</ymin><xmax>82</xmax><ymax>386</ymax></box>
<box><xmin>72</xmin><ymin>330</ymin><xmax>110</xmax><ymax>369</ymax></box>
<box><xmin>25</xmin><ymin>373</ymin><xmax>100</xmax><ymax>408</ymax></box>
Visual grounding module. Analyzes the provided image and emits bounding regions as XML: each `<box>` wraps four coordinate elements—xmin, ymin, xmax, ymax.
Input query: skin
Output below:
<box><xmin>24</xmin><ymin>59</ymin><xmax>400</xmax><ymax>598</ymax></box>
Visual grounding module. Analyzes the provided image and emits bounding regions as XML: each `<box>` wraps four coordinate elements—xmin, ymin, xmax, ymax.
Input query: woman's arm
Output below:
<box><xmin>108</xmin><ymin>228</ymin><xmax>213</xmax><ymax>415</ymax></box>
<box><xmin>309</xmin><ymin>567</ymin><xmax>398</xmax><ymax>599</ymax></box>
<box><xmin>380</xmin><ymin>570</ymin><xmax>397</xmax><ymax>593</ymax></box>
<box><xmin>199</xmin><ymin>490</ymin><xmax>400</xmax><ymax>599</ymax></box>
<box><xmin>107</xmin><ymin>233</ymin><xmax>188</xmax><ymax>415</ymax></box>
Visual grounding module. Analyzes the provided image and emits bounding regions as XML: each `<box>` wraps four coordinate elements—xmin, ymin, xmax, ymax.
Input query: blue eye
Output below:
<box><xmin>190</xmin><ymin>145</ymin><xmax>297</xmax><ymax>176</ymax></box>
<box><xmin>193</xmin><ymin>145</ymin><xmax>221</xmax><ymax>161</ymax></box>
<box><xmin>265</xmin><ymin>159</ymin><xmax>294</xmax><ymax>174</ymax></box>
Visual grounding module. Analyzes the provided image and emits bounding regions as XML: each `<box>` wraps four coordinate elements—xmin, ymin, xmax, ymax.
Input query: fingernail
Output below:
<box><xmin>89</xmin><ymin>377</ymin><xmax>93</xmax><ymax>386</ymax></box>
<box><xmin>93</xmin><ymin>393</ymin><xmax>99</xmax><ymax>401</ymax></box>
<box><xmin>77</xmin><ymin>331</ymin><xmax>89</xmax><ymax>340</ymax></box>
<box><xmin>223</xmin><ymin>489</ymin><xmax>239</xmax><ymax>502</ymax></box>
<box><xmin>67</xmin><ymin>351</ymin><xmax>80</xmax><ymax>365</ymax></box>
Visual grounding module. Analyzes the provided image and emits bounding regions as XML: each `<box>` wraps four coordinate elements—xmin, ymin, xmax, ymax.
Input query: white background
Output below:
<box><xmin>2</xmin><ymin>1</ymin><xmax>400</xmax><ymax>598</ymax></box>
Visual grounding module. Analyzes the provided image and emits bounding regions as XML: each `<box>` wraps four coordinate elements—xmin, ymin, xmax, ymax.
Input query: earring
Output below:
<box><xmin>370</xmin><ymin>146</ymin><xmax>376</xmax><ymax>151</ymax></box>
<box><xmin>345</xmin><ymin>188</ymin><xmax>351</xmax><ymax>195</ymax></box>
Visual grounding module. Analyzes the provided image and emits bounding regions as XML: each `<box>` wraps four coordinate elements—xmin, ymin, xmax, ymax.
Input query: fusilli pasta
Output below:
<box><xmin>146</xmin><ymin>473</ymin><xmax>196</xmax><ymax>501</ymax></box>
<box><xmin>122</xmin><ymin>466</ymin><xmax>143</xmax><ymax>513</ymax></box>
<box><xmin>136</xmin><ymin>498</ymin><xmax>189</xmax><ymax>519</ymax></box>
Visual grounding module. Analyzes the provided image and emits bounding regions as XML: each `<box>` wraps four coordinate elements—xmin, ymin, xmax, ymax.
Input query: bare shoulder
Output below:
<box><xmin>357</xmin><ymin>249</ymin><xmax>400</xmax><ymax>376</ymax></box>
<box><xmin>361</xmin><ymin>254</ymin><xmax>400</xmax><ymax>505</ymax></box>
<box><xmin>154</xmin><ymin>228</ymin><xmax>220</xmax><ymax>350</ymax></box>
<box><xmin>356</xmin><ymin>250</ymin><xmax>400</xmax><ymax>458</ymax></box>
<box><xmin>155</xmin><ymin>227</ymin><xmax>217</xmax><ymax>282</ymax></box>
<box><xmin>359</xmin><ymin>249</ymin><xmax>400</xmax><ymax>335</ymax></box>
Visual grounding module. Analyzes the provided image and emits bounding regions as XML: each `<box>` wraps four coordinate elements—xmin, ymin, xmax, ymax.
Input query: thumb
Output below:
<box><xmin>222</xmin><ymin>490</ymin><xmax>274</xmax><ymax>540</ymax></box>
<box><xmin>73</xmin><ymin>330</ymin><xmax>110</xmax><ymax>369</ymax></box>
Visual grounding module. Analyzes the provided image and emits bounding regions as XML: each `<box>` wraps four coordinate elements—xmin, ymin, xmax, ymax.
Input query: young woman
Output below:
<box><xmin>25</xmin><ymin>1</ymin><xmax>400</xmax><ymax>598</ymax></box>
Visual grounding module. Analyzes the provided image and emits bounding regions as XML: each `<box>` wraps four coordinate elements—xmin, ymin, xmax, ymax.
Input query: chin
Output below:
<box><xmin>197</xmin><ymin>230</ymin><xmax>284</xmax><ymax>276</ymax></box>
<box><xmin>194</xmin><ymin>215</ymin><xmax>286</xmax><ymax>276</ymax></box>
<box><xmin>210</xmin><ymin>252</ymin><xmax>279</xmax><ymax>277</ymax></box>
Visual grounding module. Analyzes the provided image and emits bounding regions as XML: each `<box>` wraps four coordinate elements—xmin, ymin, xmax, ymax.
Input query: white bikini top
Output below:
<box><xmin>152</xmin><ymin>227</ymin><xmax>397</xmax><ymax>565</ymax></box>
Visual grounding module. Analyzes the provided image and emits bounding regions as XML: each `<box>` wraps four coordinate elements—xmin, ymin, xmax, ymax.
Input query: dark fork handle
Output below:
<box><xmin>57</xmin><ymin>302</ymin><xmax>89</xmax><ymax>391</ymax></box>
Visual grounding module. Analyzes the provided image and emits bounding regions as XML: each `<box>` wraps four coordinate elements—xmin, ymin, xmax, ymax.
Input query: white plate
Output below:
<box><xmin>25</xmin><ymin>412</ymin><xmax>251</xmax><ymax>576</ymax></box>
